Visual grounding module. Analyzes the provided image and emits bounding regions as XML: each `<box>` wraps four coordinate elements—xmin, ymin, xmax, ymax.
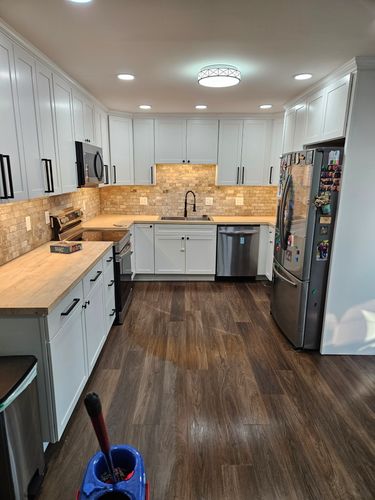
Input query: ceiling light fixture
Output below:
<box><xmin>139</xmin><ymin>104</ymin><xmax>151</xmax><ymax>110</ymax></box>
<box><xmin>294</xmin><ymin>73</ymin><xmax>312</xmax><ymax>81</ymax></box>
<box><xmin>117</xmin><ymin>74</ymin><xmax>135</xmax><ymax>81</ymax></box>
<box><xmin>68</xmin><ymin>0</ymin><xmax>92</xmax><ymax>3</ymax></box>
<box><xmin>195</xmin><ymin>105</ymin><xmax>207</xmax><ymax>110</ymax></box>
<box><xmin>198</xmin><ymin>64</ymin><xmax>241</xmax><ymax>88</ymax></box>
<box><xmin>259</xmin><ymin>104</ymin><xmax>273</xmax><ymax>109</ymax></box>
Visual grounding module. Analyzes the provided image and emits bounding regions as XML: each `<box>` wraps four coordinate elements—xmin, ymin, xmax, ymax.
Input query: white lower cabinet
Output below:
<box><xmin>265</xmin><ymin>226</ymin><xmax>275</xmax><ymax>281</ymax></box>
<box><xmin>257</xmin><ymin>224</ymin><xmax>275</xmax><ymax>280</ymax></box>
<box><xmin>134</xmin><ymin>224</ymin><xmax>155</xmax><ymax>274</ymax></box>
<box><xmin>154</xmin><ymin>224</ymin><xmax>217</xmax><ymax>275</ymax></box>
<box><xmin>103</xmin><ymin>261</ymin><xmax>116</xmax><ymax>335</ymax></box>
<box><xmin>83</xmin><ymin>275</ymin><xmax>106</xmax><ymax>374</ymax></box>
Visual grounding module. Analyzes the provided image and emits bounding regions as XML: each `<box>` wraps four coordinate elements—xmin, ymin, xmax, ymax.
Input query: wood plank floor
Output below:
<box><xmin>38</xmin><ymin>282</ymin><xmax>375</xmax><ymax>500</ymax></box>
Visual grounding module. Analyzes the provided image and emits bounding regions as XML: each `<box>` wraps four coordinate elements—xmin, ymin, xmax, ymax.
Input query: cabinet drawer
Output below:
<box><xmin>47</xmin><ymin>281</ymin><xmax>84</xmax><ymax>340</ymax></box>
<box><xmin>103</xmin><ymin>264</ymin><xmax>115</xmax><ymax>305</ymax></box>
<box><xmin>102</xmin><ymin>247</ymin><xmax>114</xmax><ymax>272</ymax></box>
<box><xmin>83</xmin><ymin>259</ymin><xmax>104</xmax><ymax>297</ymax></box>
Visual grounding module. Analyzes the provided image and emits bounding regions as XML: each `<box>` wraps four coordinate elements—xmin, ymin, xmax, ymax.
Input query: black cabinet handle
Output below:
<box><xmin>42</xmin><ymin>158</ymin><xmax>54</xmax><ymax>193</ymax></box>
<box><xmin>187</xmin><ymin>160</ymin><xmax>190</xmax><ymax>163</ymax></box>
<box><xmin>150</xmin><ymin>165</ymin><xmax>154</xmax><ymax>184</ymax></box>
<box><xmin>104</xmin><ymin>164</ymin><xmax>109</xmax><ymax>184</ymax></box>
<box><xmin>0</xmin><ymin>155</ymin><xmax>8</xmax><ymax>199</ymax></box>
<box><xmin>61</xmin><ymin>298</ymin><xmax>80</xmax><ymax>316</ymax></box>
<box><xmin>109</xmin><ymin>309</ymin><xmax>116</xmax><ymax>317</ymax></box>
<box><xmin>186</xmin><ymin>236</ymin><xmax>190</xmax><ymax>240</ymax></box>
<box><xmin>149</xmin><ymin>225</ymin><xmax>153</xmax><ymax>228</ymax></box>
<box><xmin>236</xmin><ymin>166</ymin><xmax>240</xmax><ymax>185</ymax></box>
<box><xmin>106</xmin><ymin>256</ymin><xmax>113</xmax><ymax>263</ymax></box>
<box><xmin>49</xmin><ymin>160</ymin><xmax>54</xmax><ymax>192</ymax></box>
<box><xmin>113</xmin><ymin>165</ymin><xmax>117</xmax><ymax>184</ymax></box>
<box><xmin>269</xmin><ymin>166</ymin><xmax>274</xmax><ymax>184</ymax></box>
<box><xmin>242</xmin><ymin>166</ymin><xmax>245</xmax><ymax>184</ymax></box>
<box><xmin>90</xmin><ymin>270</ymin><xmax>102</xmax><ymax>282</ymax></box>
<box><xmin>3</xmin><ymin>155</ymin><xmax>14</xmax><ymax>198</ymax></box>
<box><xmin>181</xmin><ymin>236</ymin><xmax>185</xmax><ymax>240</ymax></box>
<box><xmin>42</xmin><ymin>159</ymin><xmax>50</xmax><ymax>193</ymax></box>
<box><xmin>108</xmin><ymin>280</ymin><xmax>115</xmax><ymax>287</ymax></box>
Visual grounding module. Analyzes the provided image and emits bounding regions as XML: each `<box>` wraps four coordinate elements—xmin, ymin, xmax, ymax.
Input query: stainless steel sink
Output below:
<box><xmin>161</xmin><ymin>215</ymin><xmax>213</xmax><ymax>221</ymax></box>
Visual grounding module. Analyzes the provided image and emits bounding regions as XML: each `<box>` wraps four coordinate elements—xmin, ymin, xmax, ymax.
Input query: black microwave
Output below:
<box><xmin>76</xmin><ymin>142</ymin><xmax>104</xmax><ymax>187</ymax></box>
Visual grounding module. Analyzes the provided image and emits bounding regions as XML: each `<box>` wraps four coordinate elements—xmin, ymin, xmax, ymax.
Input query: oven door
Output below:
<box><xmin>115</xmin><ymin>241</ymin><xmax>133</xmax><ymax>324</ymax></box>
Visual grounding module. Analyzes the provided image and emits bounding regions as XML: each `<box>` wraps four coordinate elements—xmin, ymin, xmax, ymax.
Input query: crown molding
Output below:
<box><xmin>355</xmin><ymin>56</ymin><xmax>375</xmax><ymax>70</ymax></box>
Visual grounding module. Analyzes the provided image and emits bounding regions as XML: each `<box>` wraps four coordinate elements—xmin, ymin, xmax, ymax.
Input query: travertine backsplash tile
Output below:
<box><xmin>101</xmin><ymin>164</ymin><xmax>277</xmax><ymax>217</ymax></box>
<box><xmin>0</xmin><ymin>189</ymin><xmax>100</xmax><ymax>265</ymax></box>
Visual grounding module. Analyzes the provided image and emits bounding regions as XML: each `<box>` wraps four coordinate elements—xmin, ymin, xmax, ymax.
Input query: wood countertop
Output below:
<box><xmin>0</xmin><ymin>241</ymin><xmax>112</xmax><ymax>317</ymax></box>
<box><xmin>82</xmin><ymin>214</ymin><xmax>276</xmax><ymax>229</ymax></box>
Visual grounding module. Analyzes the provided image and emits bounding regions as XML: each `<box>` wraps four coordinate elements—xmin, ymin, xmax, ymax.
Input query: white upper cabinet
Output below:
<box><xmin>186</xmin><ymin>119</ymin><xmax>218</xmax><ymax>164</ymax></box>
<box><xmin>293</xmin><ymin>102</ymin><xmax>307</xmax><ymax>151</ymax></box>
<box><xmin>0</xmin><ymin>33</ymin><xmax>27</xmax><ymax>202</ymax></box>
<box><xmin>322</xmin><ymin>74</ymin><xmax>351</xmax><ymax>140</ymax></box>
<box><xmin>13</xmin><ymin>46</ymin><xmax>44</xmax><ymax>199</ymax></box>
<box><xmin>217</xmin><ymin>120</ymin><xmax>243</xmax><ymax>185</ymax></box>
<box><xmin>282</xmin><ymin>108</ymin><xmax>296</xmax><ymax>154</ymax></box>
<box><xmin>133</xmin><ymin>118</ymin><xmax>155</xmax><ymax>185</ymax></box>
<box><xmin>108</xmin><ymin>116</ymin><xmax>134</xmax><ymax>185</ymax></box>
<box><xmin>155</xmin><ymin>118</ymin><xmax>187</xmax><ymax>163</ymax></box>
<box><xmin>305</xmin><ymin>88</ymin><xmax>326</xmax><ymax>144</ymax></box>
<box><xmin>100</xmin><ymin>112</ymin><xmax>110</xmax><ymax>183</ymax></box>
<box><xmin>94</xmin><ymin>108</ymin><xmax>102</xmax><ymax>148</ymax></box>
<box><xmin>84</xmin><ymin>100</ymin><xmax>95</xmax><ymax>144</ymax></box>
<box><xmin>53</xmin><ymin>74</ymin><xmax>77</xmax><ymax>193</ymax></box>
<box><xmin>72</xmin><ymin>93</ymin><xmax>85</xmax><ymax>143</ymax></box>
<box><xmin>35</xmin><ymin>61</ymin><xmax>61</xmax><ymax>195</ymax></box>
<box><xmin>241</xmin><ymin>119</ymin><xmax>271</xmax><ymax>185</ymax></box>
<box><xmin>269</xmin><ymin>117</ymin><xmax>283</xmax><ymax>186</ymax></box>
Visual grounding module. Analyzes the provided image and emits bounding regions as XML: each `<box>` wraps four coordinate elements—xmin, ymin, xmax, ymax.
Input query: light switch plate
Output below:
<box><xmin>45</xmin><ymin>211</ymin><xmax>50</xmax><ymax>225</ymax></box>
<box><xmin>140</xmin><ymin>197</ymin><xmax>148</xmax><ymax>205</ymax></box>
<box><xmin>205</xmin><ymin>197</ymin><xmax>213</xmax><ymax>206</ymax></box>
<box><xmin>25</xmin><ymin>216</ymin><xmax>31</xmax><ymax>231</ymax></box>
<box><xmin>235</xmin><ymin>196</ymin><xmax>244</xmax><ymax>206</ymax></box>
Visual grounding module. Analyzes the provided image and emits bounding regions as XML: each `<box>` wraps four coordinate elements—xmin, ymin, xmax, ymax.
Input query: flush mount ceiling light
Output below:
<box><xmin>195</xmin><ymin>104</ymin><xmax>207</xmax><ymax>110</ymax></box>
<box><xmin>259</xmin><ymin>104</ymin><xmax>273</xmax><ymax>109</ymax></box>
<box><xmin>117</xmin><ymin>74</ymin><xmax>135</xmax><ymax>81</ymax></box>
<box><xmin>139</xmin><ymin>104</ymin><xmax>151</xmax><ymax>110</ymax></box>
<box><xmin>294</xmin><ymin>73</ymin><xmax>312</xmax><ymax>80</ymax></box>
<box><xmin>198</xmin><ymin>64</ymin><xmax>241</xmax><ymax>88</ymax></box>
<box><xmin>68</xmin><ymin>0</ymin><xmax>92</xmax><ymax>3</ymax></box>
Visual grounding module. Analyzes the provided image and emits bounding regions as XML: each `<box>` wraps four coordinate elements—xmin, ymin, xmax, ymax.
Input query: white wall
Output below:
<box><xmin>321</xmin><ymin>63</ymin><xmax>375</xmax><ymax>355</ymax></box>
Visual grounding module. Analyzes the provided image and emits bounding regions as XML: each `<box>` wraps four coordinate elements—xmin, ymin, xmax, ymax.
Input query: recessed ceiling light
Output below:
<box><xmin>139</xmin><ymin>104</ymin><xmax>151</xmax><ymax>110</ymax></box>
<box><xmin>117</xmin><ymin>74</ymin><xmax>135</xmax><ymax>81</ymax></box>
<box><xmin>198</xmin><ymin>64</ymin><xmax>241</xmax><ymax>88</ymax></box>
<box><xmin>294</xmin><ymin>73</ymin><xmax>312</xmax><ymax>81</ymax></box>
<box><xmin>68</xmin><ymin>0</ymin><xmax>92</xmax><ymax>3</ymax></box>
<box><xmin>259</xmin><ymin>104</ymin><xmax>273</xmax><ymax>109</ymax></box>
<box><xmin>195</xmin><ymin>105</ymin><xmax>207</xmax><ymax>110</ymax></box>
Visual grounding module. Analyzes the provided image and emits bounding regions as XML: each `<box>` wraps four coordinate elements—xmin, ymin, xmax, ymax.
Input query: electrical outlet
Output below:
<box><xmin>25</xmin><ymin>216</ymin><xmax>31</xmax><ymax>231</ymax></box>
<box><xmin>45</xmin><ymin>211</ymin><xmax>50</xmax><ymax>225</ymax></box>
<box><xmin>205</xmin><ymin>197</ymin><xmax>213</xmax><ymax>206</ymax></box>
<box><xmin>140</xmin><ymin>197</ymin><xmax>148</xmax><ymax>205</ymax></box>
<box><xmin>235</xmin><ymin>196</ymin><xmax>244</xmax><ymax>206</ymax></box>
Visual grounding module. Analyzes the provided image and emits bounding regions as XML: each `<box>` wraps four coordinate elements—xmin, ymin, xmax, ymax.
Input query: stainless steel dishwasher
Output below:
<box><xmin>216</xmin><ymin>225</ymin><xmax>260</xmax><ymax>277</ymax></box>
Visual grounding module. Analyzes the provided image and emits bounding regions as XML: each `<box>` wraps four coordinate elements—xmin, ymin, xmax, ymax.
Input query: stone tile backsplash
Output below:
<box><xmin>101</xmin><ymin>164</ymin><xmax>277</xmax><ymax>217</ymax></box>
<box><xmin>0</xmin><ymin>164</ymin><xmax>277</xmax><ymax>265</ymax></box>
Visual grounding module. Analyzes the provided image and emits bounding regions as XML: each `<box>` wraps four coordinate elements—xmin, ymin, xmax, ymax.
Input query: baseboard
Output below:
<box><xmin>133</xmin><ymin>274</ymin><xmax>215</xmax><ymax>282</ymax></box>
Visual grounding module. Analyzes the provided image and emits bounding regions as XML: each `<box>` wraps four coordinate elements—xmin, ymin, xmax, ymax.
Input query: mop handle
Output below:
<box><xmin>84</xmin><ymin>392</ymin><xmax>117</xmax><ymax>482</ymax></box>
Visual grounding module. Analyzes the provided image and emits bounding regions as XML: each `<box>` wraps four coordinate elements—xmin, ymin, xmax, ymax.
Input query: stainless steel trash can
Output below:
<box><xmin>0</xmin><ymin>356</ymin><xmax>45</xmax><ymax>499</ymax></box>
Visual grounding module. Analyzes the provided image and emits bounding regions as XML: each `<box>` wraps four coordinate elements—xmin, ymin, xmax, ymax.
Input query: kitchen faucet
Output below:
<box><xmin>184</xmin><ymin>191</ymin><xmax>196</xmax><ymax>218</ymax></box>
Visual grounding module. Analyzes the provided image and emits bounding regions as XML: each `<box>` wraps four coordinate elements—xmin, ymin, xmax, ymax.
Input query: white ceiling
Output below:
<box><xmin>0</xmin><ymin>0</ymin><xmax>375</xmax><ymax>113</ymax></box>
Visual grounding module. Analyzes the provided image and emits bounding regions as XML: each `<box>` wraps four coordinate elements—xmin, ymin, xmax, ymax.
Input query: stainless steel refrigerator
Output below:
<box><xmin>271</xmin><ymin>147</ymin><xmax>343</xmax><ymax>349</ymax></box>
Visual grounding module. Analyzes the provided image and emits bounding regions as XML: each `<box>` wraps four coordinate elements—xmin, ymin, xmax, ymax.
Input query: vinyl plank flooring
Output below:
<box><xmin>38</xmin><ymin>281</ymin><xmax>375</xmax><ymax>500</ymax></box>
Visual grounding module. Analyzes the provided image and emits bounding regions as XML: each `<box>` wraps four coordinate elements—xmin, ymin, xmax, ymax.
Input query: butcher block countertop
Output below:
<box><xmin>0</xmin><ymin>241</ymin><xmax>112</xmax><ymax>317</ymax></box>
<box><xmin>82</xmin><ymin>214</ymin><xmax>276</xmax><ymax>230</ymax></box>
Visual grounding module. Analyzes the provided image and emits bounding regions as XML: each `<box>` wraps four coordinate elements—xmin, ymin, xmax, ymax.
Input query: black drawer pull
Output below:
<box><xmin>269</xmin><ymin>166</ymin><xmax>274</xmax><ymax>184</ymax></box>
<box><xmin>61</xmin><ymin>298</ymin><xmax>80</xmax><ymax>316</ymax></box>
<box><xmin>108</xmin><ymin>280</ymin><xmax>115</xmax><ymax>287</ymax></box>
<box><xmin>90</xmin><ymin>270</ymin><xmax>102</xmax><ymax>282</ymax></box>
<box><xmin>0</xmin><ymin>155</ymin><xmax>7</xmax><ymax>199</ymax></box>
<box><xmin>113</xmin><ymin>165</ymin><xmax>117</xmax><ymax>184</ymax></box>
<box><xmin>109</xmin><ymin>308</ymin><xmax>116</xmax><ymax>317</ymax></box>
<box><xmin>3</xmin><ymin>155</ymin><xmax>14</xmax><ymax>199</ymax></box>
<box><xmin>106</xmin><ymin>256</ymin><xmax>113</xmax><ymax>262</ymax></box>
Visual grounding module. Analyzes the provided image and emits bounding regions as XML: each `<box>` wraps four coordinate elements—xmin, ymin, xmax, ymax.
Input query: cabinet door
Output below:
<box><xmin>109</xmin><ymin>116</ymin><xmax>134</xmax><ymax>185</ymax></box>
<box><xmin>134</xmin><ymin>224</ymin><xmax>155</xmax><ymax>273</ymax></box>
<box><xmin>185</xmin><ymin>231</ymin><xmax>216</xmax><ymax>274</ymax></box>
<box><xmin>241</xmin><ymin>120</ymin><xmax>271</xmax><ymax>185</ymax></box>
<box><xmin>293</xmin><ymin>102</ymin><xmax>307</xmax><ymax>151</ymax></box>
<box><xmin>100</xmin><ymin>112</ymin><xmax>110</xmax><ymax>182</ymax></box>
<box><xmin>265</xmin><ymin>226</ymin><xmax>275</xmax><ymax>281</ymax></box>
<box><xmin>53</xmin><ymin>74</ymin><xmax>77</xmax><ymax>193</ymax></box>
<box><xmin>133</xmin><ymin>119</ymin><xmax>155</xmax><ymax>184</ymax></box>
<box><xmin>282</xmin><ymin>108</ymin><xmax>296</xmax><ymax>154</ymax></box>
<box><xmin>268</xmin><ymin>118</ymin><xmax>283</xmax><ymax>186</ymax></box>
<box><xmin>186</xmin><ymin>119</ymin><xmax>218</xmax><ymax>164</ymax></box>
<box><xmin>72</xmin><ymin>93</ymin><xmax>85</xmax><ymax>142</ymax></box>
<box><xmin>322</xmin><ymin>74</ymin><xmax>351</xmax><ymax>140</ymax></box>
<box><xmin>155</xmin><ymin>233</ymin><xmax>186</xmax><ymax>274</ymax></box>
<box><xmin>0</xmin><ymin>33</ymin><xmax>27</xmax><ymax>202</ymax></box>
<box><xmin>257</xmin><ymin>225</ymin><xmax>269</xmax><ymax>276</ymax></box>
<box><xmin>94</xmin><ymin>108</ymin><xmax>102</xmax><ymax>148</ymax></box>
<box><xmin>35</xmin><ymin>62</ymin><xmax>61</xmax><ymax>195</ymax></box>
<box><xmin>305</xmin><ymin>89</ymin><xmax>326</xmax><ymax>144</ymax></box>
<box><xmin>13</xmin><ymin>46</ymin><xmax>44</xmax><ymax>199</ymax></box>
<box><xmin>217</xmin><ymin>120</ymin><xmax>243</xmax><ymax>185</ymax></box>
<box><xmin>84</xmin><ymin>277</ymin><xmax>106</xmax><ymax>374</ymax></box>
<box><xmin>155</xmin><ymin>119</ymin><xmax>186</xmax><ymax>163</ymax></box>
<box><xmin>49</xmin><ymin>305</ymin><xmax>86</xmax><ymax>440</ymax></box>
<box><xmin>84</xmin><ymin>100</ymin><xmax>95</xmax><ymax>144</ymax></box>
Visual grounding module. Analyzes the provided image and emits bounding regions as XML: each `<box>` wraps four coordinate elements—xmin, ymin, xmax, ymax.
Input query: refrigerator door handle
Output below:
<box><xmin>273</xmin><ymin>264</ymin><xmax>297</xmax><ymax>287</ymax></box>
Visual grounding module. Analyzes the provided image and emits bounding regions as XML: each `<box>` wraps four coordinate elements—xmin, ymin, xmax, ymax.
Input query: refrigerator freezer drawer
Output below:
<box><xmin>270</xmin><ymin>262</ymin><xmax>309</xmax><ymax>348</ymax></box>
